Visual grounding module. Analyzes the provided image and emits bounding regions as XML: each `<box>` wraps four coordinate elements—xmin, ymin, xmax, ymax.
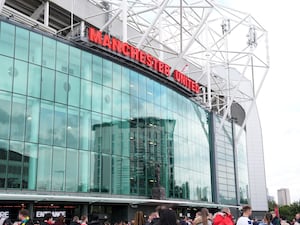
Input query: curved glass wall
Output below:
<box><xmin>234</xmin><ymin>124</ymin><xmax>249</xmax><ymax>204</ymax></box>
<box><xmin>0</xmin><ymin>21</ymin><xmax>212</xmax><ymax>202</ymax></box>
<box><xmin>214</xmin><ymin>116</ymin><xmax>237</xmax><ymax>205</ymax></box>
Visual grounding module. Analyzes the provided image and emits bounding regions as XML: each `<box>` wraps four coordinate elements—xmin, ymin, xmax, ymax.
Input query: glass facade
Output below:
<box><xmin>214</xmin><ymin>116</ymin><xmax>237</xmax><ymax>205</ymax></box>
<box><xmin>0</xmin><ymin>21</ymin><xmax>213</xmax><ymax>202</ymax></box>
<box><xmin>235</xmin><ymin>124</ymin><xmax>249</xmax><ymax>204</ymax></box>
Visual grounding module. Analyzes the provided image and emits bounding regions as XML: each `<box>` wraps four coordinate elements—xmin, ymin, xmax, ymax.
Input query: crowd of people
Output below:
<box><xmin>1</xmin><ymin>205</ymin><xmax>300</xmax><ymax>225</ymax></box>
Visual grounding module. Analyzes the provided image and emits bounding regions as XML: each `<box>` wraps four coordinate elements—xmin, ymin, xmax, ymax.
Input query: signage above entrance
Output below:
<box><xmin>88</xmin><ymin>27</ymin><xmax>200</xmax><ymax>94</ymax></box>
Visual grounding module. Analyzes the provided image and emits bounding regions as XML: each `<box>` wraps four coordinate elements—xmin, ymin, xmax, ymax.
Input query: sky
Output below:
<box><xmin>219</xmin><ymin>0</ymin><xmax>300</xmax><ymax>202</ymax></box>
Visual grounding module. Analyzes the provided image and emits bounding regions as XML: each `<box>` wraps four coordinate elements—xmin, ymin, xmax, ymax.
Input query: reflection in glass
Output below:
<box><xmin>41</xmin><ymin>68</ymin><xmax>55</xmax><ymax>101</ymax></box>
<box><xmin>0</xmin><ymin>55</ymin><xmax>13</xmax><ymax>92</ymax></box>
<box><xmin>7</xmin><ymin>141</ymin><xmax>24</xmax><ymax>188</ymax></box>
<box><xmin>0</xmin><ymin>91</ymin><xmax>11</xmax><ymax>139</ymax></box>
<box><xmin>10</xmin><ymin>95</ymin><xmax>26</xmax><ymax>141</ymax></box>
<box><xmin>42</xmin><ymin>37</ymin><xmax>56</xmax><ymax>69</ymax></box>
<box><xmin>37</xmin><ymin>145</ymin><xmax>52</xmax><ymax>190</ymax></box>
<box><xmin>39</xmin><ymin>101</ymin><xmax>54</xmax><ymax>145</ymax></box>
<box><xmin>0</xmin><ymin>140</ymin><xmax>8</xmax><ymax>188</ymax></box>
<box><xmin>66</xmin><ymin>148</ymin><xmax>78</xmax><ymax>192</ymax></box>
<box><xmin>52</xmin><ymin>147</ymin><xmax>66</xmax><ymax>191</ymax></box>
<box><xmin>13</xmin><ymin>59</ymin><xmax>28</xmax><ymax>95</ymax></box>
<box><xmin>0</xmin><ymin>22</ymin><xmax>15</xmax><ymax>57</ymax></box>
<box><xmin>29</xmin><ymin>32</ymin><xmax>42</xmax><ymax>65</ymax></box>
<box><xmin>28</xmin><ymin>64</ymin><xmax>41</xmax><ymax>98</ymax></box>
<box><xmin>56</xmin><ymin>42</ymin><xmax>69</xmax><ymax>73</ymax></box>
<box><xmin>24</xmin><ymin>143</ymin><xmax>38</xmax><ymax>190</ymax></box>
<box><xmin>15</xmin><ymin>27</ymin><xmax>29</xmax><ymax>61</ymax></box>
<box><xmin>25</xmin><ymin>98</ymin><xmax>40</xmax><ymax>143</ymax></box>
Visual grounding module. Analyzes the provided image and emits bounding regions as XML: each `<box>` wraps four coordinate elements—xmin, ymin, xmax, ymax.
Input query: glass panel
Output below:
<box><xmin>81</xmin><ymin>51</ymin><xmax>92</xmax><ymax>80</ymax></box>
<box><xmin>102</xmin><ymin>115</ymin><xmax>111</xmax><ymax>154</ymax></box>
<box><xmin>37</xmin><ymin>145</ymin><xmax>52</xmax><ymax>191</ymax></box>
<box><xmin>0</xmin><ymin>91</ymin><xmax>11</xmax><ymax>139</ymax></box>
<box><xmin>79</xmin><ymin>110</ymin><xmax>91</xmax><ymax>150</ymax></box>
<box><xmin>130</xmin><ymin>71</ymin><xmax>138</xmax><ymax>96</ymax></box>
<box><xmin>102</xmin><ymin>59</ymin><xmax>112</xmax><ymax>87</ymax></box>
<box><xmin>66</xmin><ymin>148</ymin><xmax>78</xmax><ymax>192</ymax></box>
<box><xmin>39</xmin><ymin>101</ymin><xmax>54</xmax><ymax>145</ymax></box>
<box><xmin>121</xmin><ymin>158</ymin><xmax>130</xmax><ymax>194</ymax></box>
<box><xmin>101</xmin><ymin>154</ymin><xmax>111</xmax><ymax>193</ymax></box>
<box><xmin>112</xmin><ymin>156</ymin><xmax>121</xmax><ymax>194</ymax></box>
<box><xmin>122</xmin><ymin>93</ymin><xmax>130</xmax><ymax>120</ymax></box>
<box><xmin>92</xmin><ymin>83</ymin><xmax>102</xmax><ymax>113</ymax></box>
<box><xmin>0</xmin><ymin>55</ymin><xmax>13</xmax><ymax>92</ymax></box>
<box><xmin>67</xmin><ymin>107</ymin><xmax>79</xmax><ymax>149</ymax></box>
<box><xmin>28</xmin><ymin>64</ymin><xmax>41</xmax><ymax>98</ymax></box>
<box><xmin>102</xmin><ymin>86</ymin><xmax>112</xmax><ymax>115</ymax></box>
<box><xmin>0</xmin><ymin>140</ymin><xmax>8</xmax><ymax>188</ymax></box>
<box><xmin>121</xmin><ymin>67</ymin><xmax>130</xmax><ymax>93</ymax></box>
<box><xmin>52</xmin><ymin>147</ymin><xmax>66</xmax><ymax>191</ymax></box>
<box><xmin>112</xmin><ymin>90</ymin><xmax>121</xmax><ymax>118</ymax></box>
<box><xmin>15</xmin><ymin>27</ymin><xmax>29</xmax><ymax>61</ymax></box>
<box><xmin>41</xmin><ymin>68</ymin><xmax>55</xmax><ymax>101</ymax></box>
<box><xmin>13</xmin><ymin>59</ymin><xmax>28</xmax><ymax>95</ymax></box>
<box><xmin>69</xmin><ymin>46</ymin><xmax>81</xmax><ymax>77</ymax></box>
<box><xmin>7</xmin><ymin>141</ymin><xmax>24</xmax><ymax>189</ymax></box>
<box><xmin>68</xmin><ymin>75</ymin><xmax>80</xmax><ymax>107</ymax></box>
<box><xmin>55</xmin><ymin>72</ymin><xmax>68</xmax><ymax>104</ymax></box>
<box><xmin>10</xmin><ymin>95</ymin><xmax>26</xmax><ymax>141</ymax></box>
<box><xmin>56</xmin><ymin>42</ymin><xmax>69</xmax><ymax>73</ymax></box>
<box><xmin>78</xmin><ymin>150</ymin><xmax>90</xmax><ymax>192</ymax></box>
<box><xmin>113</xmin><ymin>63</ymin><xmax>122</xmax><ymax>90</ymax></box>
<box><xmin>54</xmin><ymin>104</ymin><xmax>67</xmax><ymax>147</ymax></box>
<box><xmin>80</xmin><ymin>80</ymin><xmax>91</xmax><ymax>110</ymax></box>
<box><xmin>24</xmin><ymin>143</ymin><xmax>38</xmax><ymax>190</ymax></box>
<box><xmin>92</xmin><ymin>55</ymin><xmax>102</xmax><ymax>84</ymax></box>
<box><xmin>0</xmin><ymin>22</ymin><xmax>15</xmax><ymax>57</ymax></box>
<box><xmin>29</xmin><ymin>32</ymin><xmax>42</xmax><ymax>65</ymax></box>
<box><xmin>25</xmin><ymin>97</ymin><xmax>40</xmax><ymax>143</ymax></box>
<box><xmin>42</xmin><ymin>36</ymin><xmax>56</xmax><ymax>69</ymax></box>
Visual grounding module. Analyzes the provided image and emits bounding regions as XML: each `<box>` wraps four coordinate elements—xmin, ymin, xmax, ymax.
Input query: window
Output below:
<box><xmin>41</xmin><ymin>68</ymin><xmax>55</xmax><ymax>101</ymax></box>
<box><xmin>10</xmin><ymin>95</ymin><xmax>26</xmax><ymax>141</ymax></box>
<box><xmin>56</xmin><ymin>42</ymin><xmax>69</xmax><ymax>73</ymax></box>
<box><xmin>29</xmin><ymin>32</ymin><xmax>42</xmax><ymax>65</ymax></box>
<box><xmin>13</xmin><ymin>59</ymin><xmax>28</xmax><ymax>95</ymax></box>
<box><xmin>0</xmin><ymin>91</ymin><xmax>11</xmax><ymax>139</ymax></box>
<box><xmin>25</xmin><ymin>97</ymin><xmax>40</xmax><ymax>143</ymax></box>
<box><xmin>15</xmin><ymin>27</ymin><xmax>29</xmax><ymax>61</ymax></box>
<box><xmin>55</xmin><ymin>72</ymin><xmax>68</xmax><ymax>104</ymax></box>
<box><xmin>42</xmin><ymin>37</ymin><xmax>56</xmax><ymax>69</ymax></box>
<box><xmin>0</xmin><ymin>22</ymin><xmax>15</xmax><ymax>57</ymax></box>
<box><xmin>37</xmin><ymin>145</ymin><xmax>52</xmax><ymax>191</ymax></box>
<box><xmin>0</xmin><ymin>55</ymin><xmax>13</xmax><ymax>92</ymax></box>
<box><xmin>27</xmin><ymin>64</ymin><xmax>41</xmax><ymax>98</ymax></box>
<box><xmin>39</xmin><ymin>101</ymin><xmax>54</xmax><ymax>145</ymax></box>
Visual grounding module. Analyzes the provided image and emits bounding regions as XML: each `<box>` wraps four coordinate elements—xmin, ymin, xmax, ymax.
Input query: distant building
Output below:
<box><xmin>277</xmin><ymin>188</ymin><xmax>291</xmax><ymax>206</ymax></box>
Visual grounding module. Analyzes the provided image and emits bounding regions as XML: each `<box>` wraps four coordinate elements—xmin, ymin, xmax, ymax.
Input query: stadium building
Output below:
<box><xmin>0</xmin><ymin>0</ymin><xmax>269</xmax><ymax>222</ymax></box>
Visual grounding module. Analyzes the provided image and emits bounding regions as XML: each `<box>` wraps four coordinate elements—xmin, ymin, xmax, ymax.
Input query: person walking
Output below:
<box><xmin>271</xmin><ymin>212</ymin><xmax>281</xmax><ymax>225</ymax></box>
<box><xmin>259</xmin><ymin>213</ymin><xmax>273</xmax><ymax>225</ymax></box>
<box><xmin>213</xmin><ymin>208</ymin><xmax>234</xmax><ymax>225</ymax></box>
<box><xmin>236</xmin><ymin>206</ymin><xmax>253</xmax><ymax>225</ymax></box>
<box><xmin>134</xmin><ymin>211</ymin><xmax>145</xmax><ymax>225</ymax></box>
<box><xmin>70</xmin><ymin>217</ymin><xmax>80</xmax><ymax>225</ymax></box>
<box><xmin>18</xmin><ymin>209</ymin><xmax>34</xmax><ymax>225</ymax></box>
<box><xmin>80</xmin><ymin>216</ymin><xmax>88</xmax><ymax>225</ymax></box>
<box><xmin>40</xmin><ymin>213</ymin><xmax>54</xmax><ymax>225</ymax></box>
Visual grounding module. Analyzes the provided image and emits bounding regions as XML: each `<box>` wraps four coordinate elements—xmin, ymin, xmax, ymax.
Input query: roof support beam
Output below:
<box><xmin>44</xmin><ymin>1</ymin><xmax>49</xmax><ymax>26</ymax></box>
<box><xmin>137</xmin><ymin>0</ymin><xmax>170</xmax><ymax>49</ymax></box>
<box><xmin>0</xmin><ymin>0</ymin><xmax>5</xmax><ymax>12</ymax></box>
<box><xmin>31</xmin><ymin>2</ymin><xmax>45</xmax><ymax>20</ymax></box>
<box><xmin>170</xmin><ymin>7</ymin><xmax>213</xmax><ymax>73</ymax></box>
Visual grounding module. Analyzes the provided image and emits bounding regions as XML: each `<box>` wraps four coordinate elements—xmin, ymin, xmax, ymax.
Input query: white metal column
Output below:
<box><xmin>122</xmin><ymin>0</ymin><xmax>127</xmax><ymax>42</ymax></box>
<box><xmin>44</xmin><ymin>1</ymin><xmax>49</xmax><ymax>26</ymax></box>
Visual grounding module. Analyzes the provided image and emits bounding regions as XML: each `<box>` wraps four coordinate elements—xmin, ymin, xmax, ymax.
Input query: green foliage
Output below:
<box><xmin>275</xmin><ymin>201</ymin><xmax>300</xmax><ymax>221</ymax></box>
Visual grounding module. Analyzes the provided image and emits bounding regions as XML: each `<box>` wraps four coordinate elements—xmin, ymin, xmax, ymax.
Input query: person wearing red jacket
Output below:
<box><xmin>213</xmin><ymin>208</ymin><xmax>234</xmax><ymax>225</ymax></box>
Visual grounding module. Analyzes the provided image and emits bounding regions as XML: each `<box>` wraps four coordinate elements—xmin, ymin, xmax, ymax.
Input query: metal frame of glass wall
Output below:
<box><xmin>0</xmin><ymin>19</ymin><xmax>212</xmax><ymax>202</ymax></box>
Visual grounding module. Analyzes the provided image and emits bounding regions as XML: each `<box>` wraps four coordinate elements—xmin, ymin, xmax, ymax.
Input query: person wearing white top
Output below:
<box><xmin>237</xmin><ymin>206</ymin><xmax>253</xmax><ymax>225</ymax></box>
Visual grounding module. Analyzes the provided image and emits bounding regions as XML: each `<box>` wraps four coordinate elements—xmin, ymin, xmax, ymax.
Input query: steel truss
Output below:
<box><xmin>84</xmin><ymin>0</ymin><xmax>269</xmax><ymax>139</ymax></box>
<box><xmin>0</xmin><ymin>0</ymin><xmax>269</xmax><ymax>142</ymax></box>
